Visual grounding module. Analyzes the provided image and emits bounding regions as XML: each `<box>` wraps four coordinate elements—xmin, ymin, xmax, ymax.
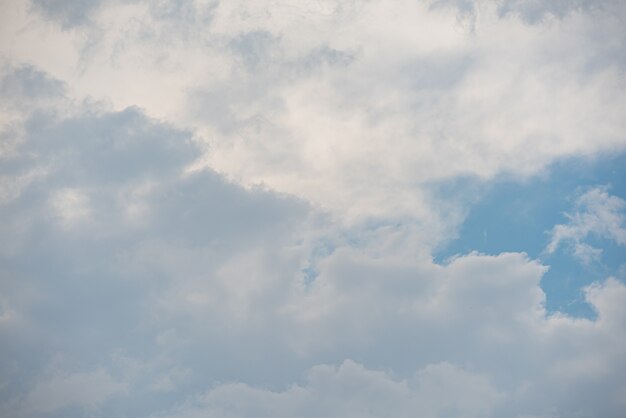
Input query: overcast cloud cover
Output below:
<box><xmin>1</xmin><ymin>1</ymin><xmax>626</xmax><ymax>417</ymax></box>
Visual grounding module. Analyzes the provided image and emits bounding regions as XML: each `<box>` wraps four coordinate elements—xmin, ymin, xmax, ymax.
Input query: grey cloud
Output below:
<box><xmin>230</xmin><ymin>31</ymin><xmax>279</xmax><ymax>71</ymax></box>
<box><xmin>158</xmin><ymin>360</ymin><xmax>501</xmax><ymax>418</ymax></box>
<box><xmin>7</xmin><ymin>85</ymin><xmax>624</xmax><ymax>417</ymax></box>
<box><xmin>29</xmin><ymin>0</ymin><xmax>216</xmax><ymax>29</ymax></box>
<box><xmin>30</xmin><ymin>0</ymin><xmax>105</xmax><ymax>28</ymax></box>
<box><xmin>148</xmin><ymin>0</ymin><xmax>217</xmax><ymax>23</ymax></box>
<box><xmin>496</xmin><ymin>0</ymin><xmax>614</xmax><ymax>23</ymax></box>
<box><xmin>300</xmin><ymin>46</ymin><xmax>354</xmax><ymax>70</ymax></box>
<box><xmin>3</xmin><ymin>2</ymin><xmax>626</xmax><ymax>415</ymax></box>
<box><xmin>2</xmin><ymin>94</ymin><xmax>626</xmax><ymax>418</ymax></box>
<box><xmin>0</xmin><ymin>65</ymin><xmax>65</xmax><ymax>102</ymax></box>
<box><xmin>432</xmin><ymin>0</ymin><xmax>619</xmax><ymax>24</ymax></box>
<box><xmin>228</xmin><ymin>29</ymin><xmax>352</xmax><ymax>73</ymax></box>
<box><xmin>0</xmin><ymin>66</ymin><xmax>310</xmax><ymax>417</ymax></box>
<box><xmin>0</xmin><ymin>113</ymin><xmax>626</xmax><ymax>417</ymax></box>
<box><xmin>22</xmin><ymin>107</ymin><xmax>194</xmax><ymax>184</ymax></box>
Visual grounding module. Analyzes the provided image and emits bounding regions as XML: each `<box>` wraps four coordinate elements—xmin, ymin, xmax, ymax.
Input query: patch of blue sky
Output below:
<box><xmin>435</xmin><ymin>151</ymin><xmax>626</xmax><ymax>318</ymax></box>
<box><xmin>300</xmin><ymin>236</ymin><xmax>336</xmax><ymax>285</ymax></box>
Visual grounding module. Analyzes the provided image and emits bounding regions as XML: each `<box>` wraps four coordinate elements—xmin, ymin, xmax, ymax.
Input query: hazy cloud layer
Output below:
<box><xmin>1</xmin><ymin>1</ymin><xmax>626</xmax><ymax>417</ymax></box>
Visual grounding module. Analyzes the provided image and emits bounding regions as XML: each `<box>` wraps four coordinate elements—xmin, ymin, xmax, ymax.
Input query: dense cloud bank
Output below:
<box><xmin>3</xmin><ymin>0</ymin><xmax>626</xmax><ymax>224</ymax></box>
<box><xmin>1</xmin><ymin>1</ymin><xmax>626</xmax><ymax>417</ymax></box>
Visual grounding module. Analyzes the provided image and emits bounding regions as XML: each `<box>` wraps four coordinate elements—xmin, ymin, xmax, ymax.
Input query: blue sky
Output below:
<box><xmin>438</xmin><ymin>151</ymin><xmax>626</xmax><ymax>316</ymax></box>
<box><xmin>1</xmin><ymin>1</ymin><xmax>626</xmax><ymax>418</ymax></box>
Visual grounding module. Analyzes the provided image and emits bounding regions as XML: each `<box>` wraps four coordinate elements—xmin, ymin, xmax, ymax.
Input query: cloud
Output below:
<box><xmin>3</xmin><ymin>99</ymin><xmax>624</xmax><ymax>416</ymax></box>
<box><xmin>546</xmin><ymin>186</ymin><xmax>626</xmax><ymax>263</ymax></box>
<box><xmin>0</xmin><ymin>66</ymin><xmax>310</xmax><ymax>417</ymax></box>
<box><xmin>23</xmin><ymin>367</ymin><xmax>127</xmax><ymax>414</ymax></box>
<box><xmin>435</xmin><ymin>0</ymin><xmax>620</xmax><ymax>24</ymax></box>
<box><xmin>496</xmin><ymin>0</ymin><xmax>617</xmax><ymax>22</ymax></box>
<box><xmin>2</xmin><ymin>2</ymin><xmax>626</xmax><ymax>417</ymax></box>
<box><xmin>158</xmin><ymin>360</ymin><xmax>501</xmax><ymax>418</ymax></box>
<box><xmin>29</xmin><ymin>0</ymin><xmax>105</xmax><ymax>28</ymax></box>
<box><xmin>156</xmin><ymin>271</ymin><xmax>626</xmax><ymax>418</ymax></box>
<box><xmin>3</xmin><ymin>0</ymin><xmax>626</xmax><ymax>227</ymax></box>
<box><xmin>0</xmin><ymin>64</ymin><xmax>65</xmax><ymax>103</ymax></box>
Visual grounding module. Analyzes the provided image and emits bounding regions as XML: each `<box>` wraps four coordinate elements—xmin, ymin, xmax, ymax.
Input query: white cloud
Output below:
<box><xmin>2</xmin><ymin>0</ymin><xmax>626</xmax><ymax>228</ymax></box>
<box><xmin>1</xmin><ymin>2</ymin><xmax>626</xmax><ymax>418</ymax></box>
<box><xmin>151</xmin><ymin>271</ymin><xmax>626</xmax><ymax>418</ymax></box>
<box><xmin>0</xmin><ymin>91</ymin><xmax>625</xmax><ymax>416</ymax></box>
<box><xmin>546</xmin><ymin>186</ymin><xmax>626</xmax><ymax>262</ymax></box>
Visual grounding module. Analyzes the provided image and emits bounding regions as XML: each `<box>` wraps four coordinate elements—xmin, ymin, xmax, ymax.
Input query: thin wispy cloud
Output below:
<box><xmin>546</xmin><ymin>186</ymin><xmax>626</xmax><ymax>264</ymax></box>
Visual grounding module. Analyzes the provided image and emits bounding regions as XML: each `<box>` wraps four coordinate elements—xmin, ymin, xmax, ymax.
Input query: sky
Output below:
<box><xmin>1</xmin><ymin>1</ymin><xmax>625</xmax><ymax>417</ymax></box>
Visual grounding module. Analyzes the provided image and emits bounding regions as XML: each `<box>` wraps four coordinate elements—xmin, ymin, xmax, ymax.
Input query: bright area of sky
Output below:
<box><xmin>1</xmin><ymin>1</ymin><xmax>625</xmax><ymax>417</ymax></box>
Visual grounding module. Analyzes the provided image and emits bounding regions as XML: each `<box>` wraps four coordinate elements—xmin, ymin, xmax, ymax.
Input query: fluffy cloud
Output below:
<box><xmin>1</xmin><ymin>81</ymin><xmax>625</xmax><ymax>415</ymax></box>
<box><xmin>1</xmin><ymin>1</ymin><xmax>626</xmax><ymax>417</ymax></box>
<box><xmin>156</xmin><ymin>320</ymin><xmax>626</xmax><ymax>418</ymax></box>
<box><xmin>0</xmin><ymin>65</ymin><xmax>309</xmax><ymax>416</ymax></box>
<box><xmin>158</xmin><ymin>360</ymin><xmax>502</xmax><ymax>418</ymax></box>
<box><xmin>3</xmin><ymin>0</ymin><xmax>626</xmax><ymax>226</ymax></box>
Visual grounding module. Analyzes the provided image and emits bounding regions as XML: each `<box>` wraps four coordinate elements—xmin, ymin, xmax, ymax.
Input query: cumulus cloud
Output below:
<box><xmin>546</xmin><ymin>186</ymin><xmax>626</xmax><ymax>263</ymax></box>
<box><xmin>3</xmin><ymin>0</ymin><xmax>626</xmax><ymax>226</ymax></box>
<box><xmin>153</xmin><ymin>271</ymin><xmax>626</xmax><ymax>418</ymax></box>
<box><xmin>1</xmin><ymin>1</ymin><xmax>626</xmax><ymax>417</ymax></box>
<box><xmin>158</xmin><ymin>360</ymin><xmax>501</xmax><ymax>418</ymax></box>
<box><xmin>0</xmin><ymin>66</ymin><xmax>309</xmax><ymax>416</ymax></box>
<box><xmin>1</xmin><ymin>88</ymin><xmax>624</xmax><ymax>416</ymax></box>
